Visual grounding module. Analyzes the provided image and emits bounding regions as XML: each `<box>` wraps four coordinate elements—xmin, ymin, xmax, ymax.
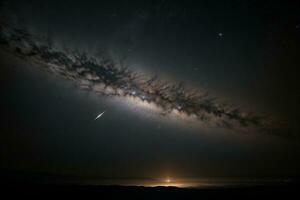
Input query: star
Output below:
<box><xmin>218</xmin><ymin>32</ymin><xmax>223</xmax><ymax>39</ymax></box>
<box><xmin>141</xmin><ymin>95</ymin><xmax>147</xmax><ymax>100</ymax></box>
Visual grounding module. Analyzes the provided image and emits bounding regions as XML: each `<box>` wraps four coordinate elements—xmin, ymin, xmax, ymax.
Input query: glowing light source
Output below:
<box><xmin>94</xmin><ymin>111</ymin><xmax>105</xmax><ymax>120</ymax></box>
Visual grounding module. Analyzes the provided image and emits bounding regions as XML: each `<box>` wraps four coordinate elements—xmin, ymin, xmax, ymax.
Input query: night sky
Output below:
<box><xmin>1</xmin><ymin>0</ymin><xmax>300</xmax><ymax>183</ymax></box>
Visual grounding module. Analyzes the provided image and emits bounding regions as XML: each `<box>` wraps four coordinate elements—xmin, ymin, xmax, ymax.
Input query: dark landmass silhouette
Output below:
<box><xmin>1</xmin><ymin>169</ymin><xmax>299</xmax><ymax>199</ymax></box>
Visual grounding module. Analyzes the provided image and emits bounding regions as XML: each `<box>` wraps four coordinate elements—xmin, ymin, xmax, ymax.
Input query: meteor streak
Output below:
<box><xmin>95</xmin><ymin>111</ymin><xmax>105</xmax><ymax>120</ymax></box>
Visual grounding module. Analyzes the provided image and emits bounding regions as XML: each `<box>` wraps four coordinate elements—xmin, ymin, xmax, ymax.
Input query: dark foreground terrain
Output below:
<box><xmin>1</xmin><ymin>170</ymin><xmax>299</xmax><ymax>199</ymax></box>
<box><xmin>1</xmin><ymin>181</ymin><xmax>299</xmax><ymax>199</ymax></box>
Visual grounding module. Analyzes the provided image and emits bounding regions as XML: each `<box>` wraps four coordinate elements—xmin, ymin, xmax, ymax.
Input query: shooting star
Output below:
<box><xmin>94</xmin><ymin>111</ymin><xmax>105</xmax><ymax>120</ymax></box>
